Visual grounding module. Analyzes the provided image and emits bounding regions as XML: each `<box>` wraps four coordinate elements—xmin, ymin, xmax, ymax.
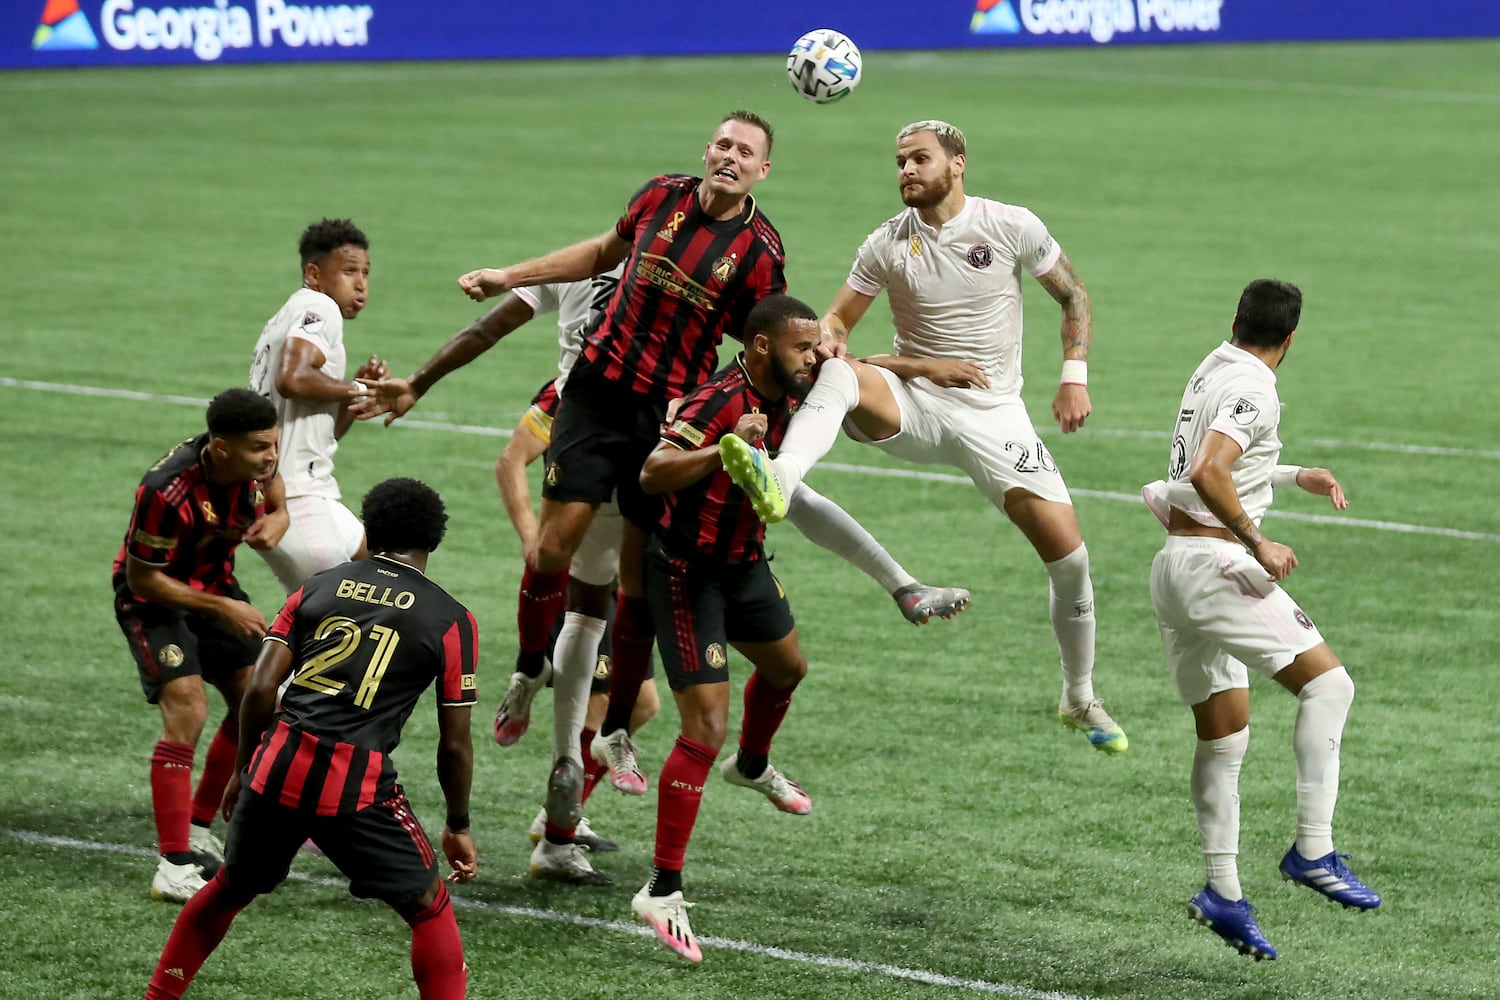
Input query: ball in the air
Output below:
<box><xmin>786</xmin><ymin>29</ymin><xmax>862</xmax><ymax>104</ymax></box>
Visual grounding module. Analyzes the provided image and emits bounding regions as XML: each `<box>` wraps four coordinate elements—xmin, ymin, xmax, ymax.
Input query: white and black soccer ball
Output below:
<box><xmin>786</xmin><ymin>29</ymin><xmax>862</xmax><ymax>104</ymax></box>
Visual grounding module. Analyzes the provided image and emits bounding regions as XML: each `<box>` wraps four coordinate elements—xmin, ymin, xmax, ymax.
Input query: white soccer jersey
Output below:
<box><xmin>249</xmin><ymin>287</ymin><xmax>346</xmax><ymax>500</ymax></box>
<box><xmin>513</xmin><ymin>263</ymin><xmax>624</xmax><ymax>392</ymax></box>
<box><xmin>846</xmin><ymin>195</ymin><xmax>1061</xmax><ymax>405</ymax></box>
<box><xmin>1143</xmin><ymin>341</ymin><xmax>1284</xmax><ymax>529</ymax></box>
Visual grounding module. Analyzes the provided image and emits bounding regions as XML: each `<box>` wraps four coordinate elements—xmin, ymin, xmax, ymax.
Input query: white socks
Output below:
<box><xmin>785</xmin><ymin>484</ymin><xmax>915</xmax><ymax>594</ymax></box>
<box><xmin>551</xmin><ymin>612</ymin><xmax>607</xmax><ymax>765</ymax></box>
<box><xmin>1292</xmin><ymin>666</ymin><xmax>1354</xmax><ymax>860</ymax></box>
<box><xmin>774</xmin><ymin>356</ymin><xmax>860</xmax><ymax>500</ymax></box>
<box><xmin>1044</xmin><ymin>544</ymin><xmax>1097</xmax><ymax>707</ymax></box>
<box><xmin>1193</xmin><ymin>726</ymin><xmax>1249</xmax><ymax>900</ymax></box>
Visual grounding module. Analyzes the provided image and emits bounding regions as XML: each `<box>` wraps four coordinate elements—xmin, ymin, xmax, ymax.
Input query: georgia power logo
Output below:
<box><xmin>34</xmin><ymin>0</ymin><xmax>100</xmax><ymax>50</ymax></box>
<box><xmin>971</xmin><ymin>0</ymin><xmax>1225</xmax><ymax>43</ymax></box>
<box><xmin>34</xmin><ymin>0</ymin><xmax>375</xmax><ymax>61</ymax></box>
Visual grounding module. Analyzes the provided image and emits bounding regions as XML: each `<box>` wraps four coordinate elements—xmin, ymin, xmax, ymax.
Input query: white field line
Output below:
<box><xmin>7</xmin><ymin>376</ymin><xmax>1498</xmax><ymax>543</ymax></box>
<box><xmin>3</xmin><ymin>828</ymin><xmax>1095</xmax><ymax>999</ymax></box>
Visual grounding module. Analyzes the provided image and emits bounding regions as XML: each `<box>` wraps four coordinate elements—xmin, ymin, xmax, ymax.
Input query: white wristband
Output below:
<box><xmin>1271</xmin><ymin>465</ymin><xmax>1302</xmax><ymax>488</ymax></box>
<box><xmin>351</xmin><ymin>381</ymin><xmax>367</xmax><ymax>398</ymax></box>
<box><xmin>1060</xmin><ymin>360</ymin><xmax>1088</xmax><ymax>386</ymax></box>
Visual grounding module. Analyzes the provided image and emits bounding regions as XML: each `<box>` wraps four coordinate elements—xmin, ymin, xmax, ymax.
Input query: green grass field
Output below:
<box><xmin>3</xmin><ymin>40</ymin><xmax>1498</xmax><ymax>1000</ymax></box>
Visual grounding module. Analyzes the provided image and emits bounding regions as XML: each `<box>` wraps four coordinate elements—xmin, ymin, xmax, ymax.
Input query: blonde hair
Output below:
<box><xmin>896</xmin><ymin>120</ymin><xmax>966</xmax><ymax>158</ymax></box>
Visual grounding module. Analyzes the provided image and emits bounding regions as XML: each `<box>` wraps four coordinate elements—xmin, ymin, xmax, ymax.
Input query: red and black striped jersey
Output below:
<box><xmin>247</xmin><ymin>555</ymin><xmax>479</xmax><ymax>815</ymax></box>
<box><xmin>657</xmin><ymin>356</ymin><xmax>792</xmax><ymax>563</ymax></box>
<box><xmin>111</xmin><ymin>433</ymin><xmax>267</xmax><ymax>602</ymax></box>
<box><xmin>578</xmin><ymin>174</ymin><xmax>786</xmax><ymax>404</ymax></box>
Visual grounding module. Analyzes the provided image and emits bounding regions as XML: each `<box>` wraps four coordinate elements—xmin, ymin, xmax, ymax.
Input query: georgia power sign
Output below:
<box><xmin>33</xmin><ymin>0</ymin><xmax>373</xmax><ymax>60</ymax></box>
<box><xmin>971</xmin><ymin>0</ymin><xmax>1224</xmax><ymax>43</ymax></box>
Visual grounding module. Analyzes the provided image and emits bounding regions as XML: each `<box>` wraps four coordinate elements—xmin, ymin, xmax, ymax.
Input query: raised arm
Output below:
<box><xmin>1188</xmin><ymin>430</ymin><xmax>1297</xmax><ymax>581</ymax></box>
<box><xmin>640</xmin><ymin>413</ymin><xmax>768</xmax><ymax>495</ymax></box>
<box><xmin>819</xmin><ymin>284</ymin><xmax>878</xmax><ymax>359</ymax></box>
<box><xmin>458</xmin><ymin>229</ymin><xmax>631</xmax><ymax>302</ymax></box>
<box><xmin>1033</xmin><ymin>250</ymin><xmax>1092</xmax><ymax>433</ymax></box>
<box><xmin>861</xmin><ymin>354</ymin><xmax>989</xmax><ymax>389</ymax></box>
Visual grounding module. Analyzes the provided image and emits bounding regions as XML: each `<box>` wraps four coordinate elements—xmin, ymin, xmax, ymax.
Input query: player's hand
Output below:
<box><xmin>353</xmin><ymin>354</ymin><xmax>390</xmax><ymax>381</ymax></box>
<box><xmin>441</xmin><ymin>828</ymin><xmax>478</xmax><ymax>884</ymax></box>
<box><xmin>221</xmin><ymin>771</ymin><xmax>243</xmax><ymax>823</ymax></box>
<box><xmin>732</xmin><ymin>412</ymin><xmax>769</xmax><ymax>444</ymax></box>
<box><xmin>1296</xmin><ymin>468</ymin><xmax>1348</xmax><ymax>510</ymax></box>
<box><xmin>218</xmin><ymin>598</ymin><xmax>268</xmax><ymax>640</ymax></box>
<box><xmin>1253</xmin><ymin>539</ymin><xmax>1298</xmax><ymax>581</ymax></box>
<box><xmin>458</xmin><ymin>268</ymin><xmax>510</xmax><ymax>302</ymax></box>
<box><xmin>664</xmin><ymin>396</ymin><xmax>685</xmax><ymax>423</ymax></box>
<box><xmin>351</xmin><ymin>377</ymin><xmax>419</xmax><ymax>426</ymax></box>
<box><xmin>815</xmin><ymin>326</ymin><xmax>848</xmax><ymax>362</ymax></box>
<box><xmin>918</xmin><ymin>359</ymin><xmax>990</xmax><ymax>389</ymax></box>
<box><xmin>1052</xmin><ymin>383</ymin><xmax>1091</xmax><ymax>433</ymax></box>
<box><xmin>243</xmin><ymin>508</ymin><xmax>290</xmax><ymax>551</ymax></box>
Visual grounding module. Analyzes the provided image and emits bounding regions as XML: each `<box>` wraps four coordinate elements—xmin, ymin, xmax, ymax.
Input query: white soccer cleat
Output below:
<box><xmin>493</xmin><ymin>661</ymin><xmax>553</xmax><ymax>746</ymax></box>
<box><xmin>720</xmin><ymin>751</ymin><xmax>812</xmax><ymax>815</ymax></box>
<box><xmin>150</xmin><ymin>858</ymin><xmax>208</xmax><ymax>904</ymax></box>
<box><xmin>632</xmin><ymin>884</ymin><xmax>702</xmax><ymax>963</ymax></box>
<box><xmin>528</xmin><ymin>809</ymin><xmax>619</xmax><ymax>853</ymax></box>
<box><xmin>1058</xmin><ymin>698</ymin><xmax>1129</xmax><ymax>754</ymax></box>
<box><xmin>188</xmin><ymin>824</ymin><xmax>225</xmax><ymax>865</ymax></box>
<box><xmin>527</xmin><ymin>839</ymin><xmax>611</xmax><ymax>886</ymax></box>
<box><xmin>893</xmin><ymin>583</ymin><xmax>972</xmax><ymax>625</ymax></box>
<box><xmin>589</xmin><ymin>728</ymin><xmax>648</xmax><ymax>795</ymax></box>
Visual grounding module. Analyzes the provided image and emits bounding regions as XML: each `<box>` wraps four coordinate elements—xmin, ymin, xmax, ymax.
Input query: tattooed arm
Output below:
<box><xmin>1188</xmin><ymin>430</ymin><xmax>1298</xmax><ymax>581</ymax></box>
<box><xmin>1034</xmin><ymin>250</ymin><xmax>1092</xmax><ymax>433</ymax></box>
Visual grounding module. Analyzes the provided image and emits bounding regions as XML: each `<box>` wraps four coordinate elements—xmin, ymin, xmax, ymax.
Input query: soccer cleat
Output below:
<box><xmin>528</xmin><ymin>810</ymin><xmax>619</xmax><ymax>853</ymax></box>
<box><xmin>1058</xmin><ymin>698</ymin><xmax>1129</xmax><ymax>754</ymax></box>
<box><xmin>544</xmin><ymin>756</ymin><xmax>584</xmax><ymax>833</ymax></box>
<box><xmin>1188</xmin><ymin>884</ymin><xmax>1278</xmax><ymax>961</ymax></box>
<box><xmin>893</xmin><ymin>583</ymin><xmax>972</xmax><ymax>625</ymax></box>
<box><xmin>1279</xmin><ymin>846</ymin><xmax>1382</xmax><ymax>910</ymax></box>
<box><xmin>719</xmin><ymin>433</ymin><xmax>787</xmax><ymax>524</ymax></box>
<box><xmin>150</xmin><ymin>858</ymin><xmax>208</xmax><ymax>904</ymax></box>
<box><xmin>632</xmin><ymin>884</ymin><xmax>702</xmax><ymax>963</ymax></box>
<box><xmin>188</xmin><ymin>824</ymin><xmax>224</xmax><ymax>877</ymax></box>
<box><xmin>590</xmin><ymin>728</ymin><xmax>648</xmax><ymax>795</ymax></box>
<box><xmin>493</xmin><ymin>660</ymin><xmax>553</xmax><ymax>746</ymax></box>
<box><xmin>528</xmin><ymin>839</ymin><xmax>612</xmax><ymax>886</ymax></box>
<box><xmin>720</xmin><ymin>751</ymin><xmax>812</xmax><ymax>815</ymax></box>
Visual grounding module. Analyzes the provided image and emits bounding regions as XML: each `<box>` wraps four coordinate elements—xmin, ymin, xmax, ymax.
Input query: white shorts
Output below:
<box><xmin>571</xmin><ymin>500</ymin><xmax>623</xmax><ymax>587</ymax></box>
<box><xmin>842</xmin><ymin>367</ymin><xmax>1072</xmax><ymax>507</ymax></box>
<box><xmin>257</xmin><ymin>494</ymin><xmax>365</xmax><ymax>594</ymax></box>
<box><xmin>1149</xmin><ymin>535</ymin><xmax>1325</xmax><ymax>706</ymax></box>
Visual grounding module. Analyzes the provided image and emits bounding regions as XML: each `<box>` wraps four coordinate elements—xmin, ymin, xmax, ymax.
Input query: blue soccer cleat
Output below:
<box><xmin>719</xmin><ymin>433</ymin><xmax>787</xmax><ymax>523</ymax></box>
<box><xmin>1279</xmin><ymin>846</ymin><xmax>1382</xmax><ymax>910</ymax></box>
<box><xmin>1188</xmin><ymin>884</ymin><xmax>1278</xmax><ymax>961</ymax></box>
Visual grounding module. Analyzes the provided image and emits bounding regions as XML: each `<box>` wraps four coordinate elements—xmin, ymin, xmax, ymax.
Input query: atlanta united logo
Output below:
<box><xmin>1294</xmin><ymin>609</ymin><xmax>1314</xmax><ymax>630</ymax></box>
<box><xmin>705</xmin><ymin>643</ymin><xmax>727</xmax><ymax>669</ymax></box>
<box><xmin>544</xmin><ymin>463</ymin><xmax>560</xmax><ymax>487</ymax></box>
<box><xmin>711</xmin><ymin>254</ymin><xmax>739</xmax><ymax>282</ymax></box>
<box><xmin>158</xmin><ymin>644</ymin><xmax>184</xmax><ymax>668</ymax></box>
<box><xmin>966</xmin><ymin>243</ymin><xmax>994</xmax><ymax>269</ymax></box>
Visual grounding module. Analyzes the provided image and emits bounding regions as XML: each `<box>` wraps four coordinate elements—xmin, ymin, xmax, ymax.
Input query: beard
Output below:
<box><xmin>771</xmin><ymin>356</ymin><xmax>811</xmax><ymax>399</ymax></box>
<box><xmin>900</xmin><ymin>171</ymin><xmax>954</xmax><ymax>210</ymax></box>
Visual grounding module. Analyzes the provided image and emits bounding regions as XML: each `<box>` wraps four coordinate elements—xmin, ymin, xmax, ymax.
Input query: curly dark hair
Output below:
<box><xmin>206</xmin><ymin>388</ymin><xmax>277</xmax><ymax>438</ymax></box>
<box><xmin>362</xmin><ymin>478</ymin><xmax>448</xmax><ymax>554</ymax></box>
<box><xmin>298</xmin><ymin>218</ymin><xmax>368</xmax><ymax>267</ymax></box>
<box><xmin>744</xmin><ymin>294</ymin><xmax>817</xmax><ymax>341</ymax></box>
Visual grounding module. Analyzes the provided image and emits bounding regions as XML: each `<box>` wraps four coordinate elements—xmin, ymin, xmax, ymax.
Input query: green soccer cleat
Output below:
<box><xmin>1059</xmin><ymin>698</ymin><xmax>1129</xmax><ymax>754</ymax></box>
<box><xmin>719</xmin><ymin>433</ymin><xmax>787</xmax><ymax>523</ymax></box>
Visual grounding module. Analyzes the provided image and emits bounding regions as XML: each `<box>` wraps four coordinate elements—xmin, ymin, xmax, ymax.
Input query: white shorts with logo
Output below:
<box><xmin>842</xmin><ymin>367</ymin><xmax>1072</xmax><ymax>507</ymax></box>
<box><xmin>1149</xmin><ymin>535</ymin><xmax>1325</xmax><ymax>706</ymax></box>
<box><xmin>257</xmin><ymin>494</ymin><xmax>365</xmax><ymax>594</ymax></box>
<box><xmin>571</xmin><ymin>499</ymin><xmax>623</xmax><ymax>587</ymax></box>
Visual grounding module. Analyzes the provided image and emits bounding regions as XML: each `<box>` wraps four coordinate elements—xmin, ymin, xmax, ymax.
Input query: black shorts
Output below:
<box><xmin>115</xmin><ymin>591</ymin><xmax>260</xmax><ymax>704</ymax></box>
<box><xmin>542</xmin><ymin>365</ymin><xmax>665</xmax><ymax>530</ymax></box>
<box><xmin>224</xmin><ymin>783</ymin><xmax>439</xmax><ymax>906</ymax></box>
<box><xmin>644</xmin><ymin>537</ymin><xmax>794</xmax><ymax>692</ymax></box>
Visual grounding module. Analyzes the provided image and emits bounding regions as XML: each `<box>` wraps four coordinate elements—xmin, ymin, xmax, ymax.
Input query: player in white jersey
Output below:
<box><xmin>248</xmin><ymin>219</ymin><xmax>384</xmax><ymax>593</ymax></box>
<box><xmin>722</xmin><ymin>119</ymin><xmax>1124</xmax><ymax>752</ymax></box>
<box><xmin>1143</xmin><ymin>278</ymin><xmax>1379</xmax><ymax>961</ymax></box>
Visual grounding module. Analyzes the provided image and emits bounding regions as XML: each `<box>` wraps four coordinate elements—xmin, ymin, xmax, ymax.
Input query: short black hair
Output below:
<box><xmin>1232</xmin><ymin>279</ymin><xmax>1302</xmax><ymax>348</ymax></box>
<box><xmin>721</xmin><ymin>110</ymin><xmax>774</xmax><ymax>156</ymax></box>
<box><xmin>744</xmin><ymin>294</ymin><xmax>817</xmax><ymax>341</ymax></box>
<box><xmin>206</xmin><ymin>388</ymin><xmax>277</xmax><ymax>438</ymax></box>
<box><xmin>299</xmin><ymin>218</ymin><xmax>368</xmax><ymax>267</ymax></box>
<box><xmin>362</xmin><ymin>478</ymin><xmax>448</xmax><ymax>554</ymax></box>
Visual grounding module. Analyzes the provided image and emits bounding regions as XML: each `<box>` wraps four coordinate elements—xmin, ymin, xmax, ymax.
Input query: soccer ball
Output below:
<box><xmin>786</xmin><ymin>29</ymin><xmax>862</xmax><ymax>104</ymax></box>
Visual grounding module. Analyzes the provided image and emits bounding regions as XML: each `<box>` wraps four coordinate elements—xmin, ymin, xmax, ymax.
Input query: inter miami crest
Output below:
<box><xmin>1294</xmin><ymin>608</ymin><xmax>1314</xmax><ymax>630</ymax></box>
<box><xmin>966</xmin><ymin>243</ymin><xmax>993</xmax><ymax>269</ymax></box>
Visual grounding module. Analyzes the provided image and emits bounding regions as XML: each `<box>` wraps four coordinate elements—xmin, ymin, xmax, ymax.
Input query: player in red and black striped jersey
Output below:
<box><xmin>627</xmin><ymin>295</ymin><xmax>820</xmax><ymax>963</ymax></box>
<box><xmin>143</xmin><ymin>478</ymin><xmax>477</xmax><ymax>1000</ymax></box>
<box><xmin>455</xmin><ymin>111</ymin><xmax>784</xmax><ymax>823</ymax></box>
<box><xmin>113</xmin><ymin>389</ymin><xmax>286</xmax><ymax>904</ymax></box>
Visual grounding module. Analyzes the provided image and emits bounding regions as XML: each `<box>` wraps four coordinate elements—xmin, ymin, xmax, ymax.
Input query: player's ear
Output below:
<box><xmin>753</xmin><ymin>333</ymin><xmax>771</xmax><ymax>355</ymax></box>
